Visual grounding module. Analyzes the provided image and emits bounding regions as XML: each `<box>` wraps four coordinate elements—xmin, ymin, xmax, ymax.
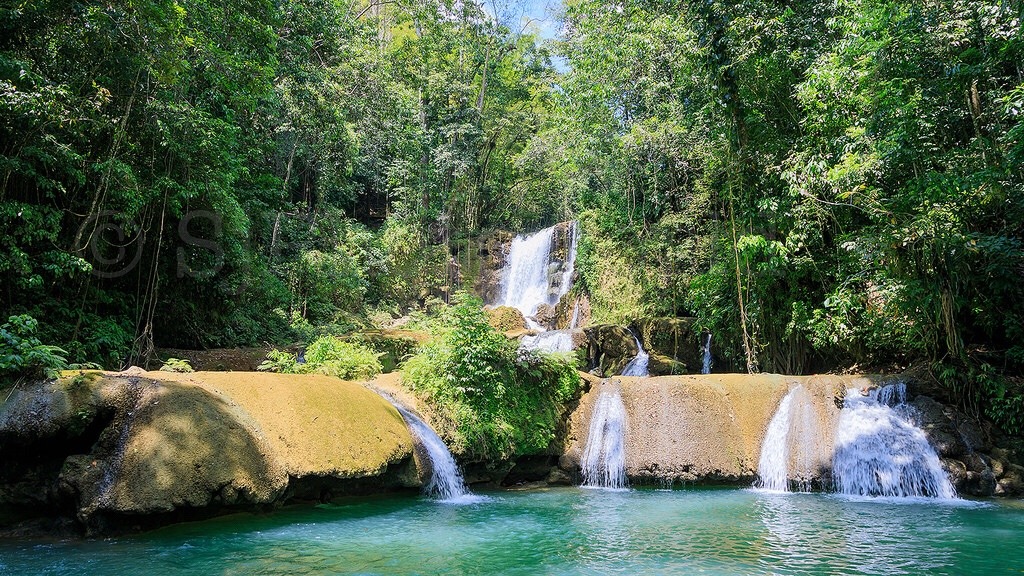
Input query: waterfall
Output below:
<box><xmin>559</xmin><ymin>222</ymin><xmax>579</xmax><ymax>303</ymax></box>
<box><xmin>497</xmin><ymin>222</ymin><xmax>577</xmax><ymax>328</ymax></box>
<box><xmin>701</xmin><ymin>333</ymin><xmax>713</xmax><ymax>375</ymax></box>
<box><xmin>520</xmin><ymin>330</ymin><xmax>575</xmax><ymax>354</ymax></box>
<box><xmin>757</xmin><ymin>388</ymin><xmax>797</xmax><ymax>492</ymax></box>
<box><xmin>581</xmin><ymin>387</ymin><xmax>628</xmax><ymax>489</ymax></box>
<box><xmin>570</xmin><ymin>299</ymin><xmax>581</xmax><ymax>329</ymax></box>
<box><xmin>832</xmin><ymin>382</ymin><xmax>956</xmax><ymax>499</ymax></box>
<box><xmin>620</xmin><ymin>332</ymin><xmax>649</xmax><ymax>377</ymax></box>
<box><xmin>755</xmin><ymin>385</ymin><xmax>834</xmax><ymax>493</ymax></box>
<box><xmin>377</xmin><ymin>392</ymin><xmax>474</xmax><ymax>501</ymax></box>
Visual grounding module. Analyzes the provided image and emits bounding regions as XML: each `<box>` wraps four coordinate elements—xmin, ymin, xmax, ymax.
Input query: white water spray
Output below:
<box><xmin>520</xmin><ymin>330</ymin><xmax>575</xmax><ymax>354</ymax></box>
<box><xmin>377</xmin><ymin>393</ymin><xmax>475</xmax><ymax>501</ymax></box>
<box><xmin>757</xmin><ymin>388</ymin><xmax>798</xmax><ymax>492</ymax></box>
<box><xmin>581</xmin><ymin>387</ymin><xmax>628</xmax><ymax>489</ymax></box>
<box><xmin>701</xmin><ymin>333</ymin><xmax>713</xmax><ymax>375</ymax></box>
<box><xmin>832</xmin><ymin>382</ymin><xmax>956</xmax><ymax>499</ymax></box>
<box><xmin>621</xmin><ymin>332</ymin><xmax>649</xmax><ymax>377</ymax></box>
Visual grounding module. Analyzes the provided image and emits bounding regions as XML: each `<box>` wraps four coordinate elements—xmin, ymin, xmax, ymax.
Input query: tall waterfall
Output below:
<box><xmin>621</xmin><ymin>332</ymin><xmax>649</xmax><ymax>377</ymax></box>
<box><xmin>581</xmin><ymin>387</ymin><xmax>628</xmax><ymax>489</ymax></box>
<box><xmin>377</xmin><ymin>393</ymin><xmax>474</xmax><ymax>501</ymax></box>
<box><xmin>701</xmin><ymin>333</ymin><xmax>713</xmax><ymax>375</ymax></box>
<box><xmin>497</xmin><ymin>222</ymin><xmax>577</xmax><ymax>327</ymax></box>
<box><xmin>832</xmin><ymin>382</ymin><xmax>956</xmax><ymax>499</ymax></box>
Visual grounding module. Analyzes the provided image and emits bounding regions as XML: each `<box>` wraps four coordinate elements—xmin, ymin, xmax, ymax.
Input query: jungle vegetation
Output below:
<box><xmin>1</xmin><ymin>0</ymin><xmax>1022</xmax><ymax>429</ymax></box>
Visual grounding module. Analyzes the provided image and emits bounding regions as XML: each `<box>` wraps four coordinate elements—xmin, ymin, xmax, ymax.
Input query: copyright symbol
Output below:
<box><xmin>84</xmin><ymin>210</ymin><xmax>145</xmax><ymax>279</ymax></box>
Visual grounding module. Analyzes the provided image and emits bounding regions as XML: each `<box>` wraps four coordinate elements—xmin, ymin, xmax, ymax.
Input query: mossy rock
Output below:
<box><xmin>634</xmin><ymin>317</ymin><xmax>700</xmax><ymax>371</ymax></box>
<box><xmin>583</xmin><ymin>325</ymin><xmax>639</xmax><ymax>376</ymax></box>
<box><xmin>648</xmin><ymin>353</ymin><xmax>686</xmax><ymax>376</ymax></box>
<box><xmin>0</xmin><ymin>371</ymin><xmax>420</xmax><ymax>534</ymax></box>
<box><xmin>487</xmin><ymin>306</ymin><xmax>528</xmax><ymax>332</ymax></box>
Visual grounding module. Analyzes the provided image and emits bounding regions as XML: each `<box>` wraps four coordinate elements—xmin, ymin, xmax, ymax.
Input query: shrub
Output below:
<box><xmin>402</xmin><ymin>293</ymin><xmax>583</xmax><ymax>460</ymax></box>
<box><xmin>0</xmin><ymin>315</ymin><xmax>68</xmax><ymax>379</ymax></box>
<box><xmin>159</xmin><ymin>358</ymin><xmax>194</xmax><ymax>373</ymax></box>
<box><xmin>258</xmin><ymin>336</ymin><xmax>383</xmax><ymax>380</ymax></box>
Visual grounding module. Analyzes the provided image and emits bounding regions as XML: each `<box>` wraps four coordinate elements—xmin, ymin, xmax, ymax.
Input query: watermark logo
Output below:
<box><xmin>83</xmin><ymin>210</ymin><xmax>145</xmax><ymax>279</ymax></box>
<box><xmin>84</xmin><ymin>209</ymin><xmax>225</xmax><ymax>279</ymax></box>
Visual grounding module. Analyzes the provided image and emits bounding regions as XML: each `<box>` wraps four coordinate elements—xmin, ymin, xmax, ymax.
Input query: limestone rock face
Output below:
<box><xmin>469</xmin><ymin>230</ymin><xmax>514</xmax><ymax>304</ymax></box>
<box><xmin>560</xmin><ymin>374</ymin><xmax>874</xmax><ymax>485</ymax></box>
<box><xmin>0</xmin><ymin>371</ymin><xmax>418</xmax><ymax>534</ymax></box>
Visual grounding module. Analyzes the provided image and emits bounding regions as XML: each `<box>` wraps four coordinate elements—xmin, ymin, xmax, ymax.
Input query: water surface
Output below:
<box><xmin>2</xmin><ymin>488</ymin><xmax>1022</xmax><ymax>575</ymax></box>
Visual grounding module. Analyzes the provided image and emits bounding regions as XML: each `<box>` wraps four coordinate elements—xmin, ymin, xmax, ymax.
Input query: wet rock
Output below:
<box><xmin>962</xmin><ymin>452</ymin><xmax>997</xmax><ymax>496</ymax></box>
<box><xmin>545</xmin><ymin>467</ymin><xmax>573</xmax><ymax>486</ymax></box>
<box><xmin>995</xmin><ymin>464</ymin><xmax>1024</xmax><ymax>497</ymax></box>
<box><xmin>908</xmin><ymin>396</ymin><xmax>968</xmax><ymax>458</ymax></box>
<box><xmin>634</xmin><ymin>317</ymin><xmax>700</xmax><ymax>373</ymax></box>
<box><xmin>534</xmin><ymin>303</ymin><xmax>557</xmax><ymax>330</ymax></box>
<box><xmin>941</xmin><ymin>458</ymin><xmax>968</xmax><ymax>492</ymax></box>
<box><xmin>583</xmin><ymin>325</ymin><xmax>640</xmax><ymax>376</ymax></box>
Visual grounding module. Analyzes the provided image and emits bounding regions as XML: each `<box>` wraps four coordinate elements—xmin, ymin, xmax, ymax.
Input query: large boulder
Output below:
<box><xmin>583</xmin><ymin>325</ymin><xmax>640</xmax><ymax>376</ymax></box>
<box><xmin>487</xmin><ymin>306</ymin><xmax>529</xmax><ymax>332</ymax></box>
<box><xmin>0</xmin><ymin>371</ymin><xmax>419</xmax><ymax>534</ymax></box>
<box><xmin>634</xmin><ymin>317</ymin><xmax>701</xmax><ymax>373</ymax></box>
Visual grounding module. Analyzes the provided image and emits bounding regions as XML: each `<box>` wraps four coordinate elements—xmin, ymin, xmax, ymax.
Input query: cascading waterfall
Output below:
<box><xmin>581</xmin><ymin>387</ymin><xmax>628</xmax><ymax>489</ymax></box>
<box><xmin>832</xmin><ymin>382</ymin><xmax>956</xmax><ymax>499</ymax></box>
<box><xmin>621</xmin><ymin>332</ymin><xmax>649</xmax><ymax>377</ymax></box>
<box><xmin>497</xmin><ymin>222</ymin><xmax>577</xmax><ymax>328</ymax></box>
<box><xmin>377</xmin><ymin>392</ymin><xmax>474</xmax><ymax>501</ymax></box>
<box><xmin>570</xmin><ymin>299</ymin><xmax>581</xmax><ymax>329</ymax></box>
<box><xmin>701</xmin><ymin>333</ymin><xmax>713</xmax><ymax>375</ymax></box>
<box><xmin>756</xmin><ymin>388</ymin><xmax>798</xmax><ymax>492</ymax></box>
<box><xmin>520</xmin><ymin>330</ymin><xmax>575</xmax><ymax>354</ymax></box>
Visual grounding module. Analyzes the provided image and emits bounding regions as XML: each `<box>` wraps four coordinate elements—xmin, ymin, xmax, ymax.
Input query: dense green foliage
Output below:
<box><xmin>1</xmin><ymin>0</ymin><xmax>558</xmax><ymax>366</ymax></box>
<box><xmin>258</xmin><ymin>335</ymin><xmax>382</xmax><ymax>379</ymax></box>
<box><xmin>402</xmin><ymin>294</ymin><xmax>582</xmax><ymax>459</ymax></box>
<box><xmin>2</xmin><ymin>0</ymin><xmax>1022</xmax><ymax>432</ymax></box>
<box><xmin>0</xmin><ymin>315</ymin><xmax>68</xmax><ymax>379</ymax></box>
<box><xmin>542</xmin><ymin>0</ymin><xmax>1024</xmax><ymax>430</ymax></box>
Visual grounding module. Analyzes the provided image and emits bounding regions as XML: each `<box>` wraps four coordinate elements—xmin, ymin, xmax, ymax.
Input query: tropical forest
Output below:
<box><xmin>0</xmin><ymin>0</ymin><xmax>1023</xmax><ymax>572</ymax></box>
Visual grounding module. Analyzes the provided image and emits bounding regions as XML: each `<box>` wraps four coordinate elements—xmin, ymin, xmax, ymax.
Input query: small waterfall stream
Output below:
<box><xmin>620</xmin><ymin>332</ymin><xmax>649</xmax><ymax>377</ymax></box>
<box><xmin>377</xmin><ymin>392</ymin><xmax>475</xmax><ymax>501</ymax></box>
<box><xmin>701</xmin><ymin>333</ymin><xmax>713</xmax><ymax>374</ymax></box>
<box><xmin>831</xmin><ymin>382</ymin><xmax>956</xmax><ymax>499</ymax></box>
<box><xmin>581</xmin><ymin>386</ymin><xmax>628</xmax><ymax>489</ymax></box>
<box><xmin>757</xmin><ymin>388</ymin><xmax>798</xmax><ymax>492</ymax></box>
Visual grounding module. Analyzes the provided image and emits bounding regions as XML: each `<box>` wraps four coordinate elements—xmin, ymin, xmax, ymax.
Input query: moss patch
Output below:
<box><xmin>155</xmin><ymin>371</ymin><xmax>414</xmax><ymax>478</ymax></box>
